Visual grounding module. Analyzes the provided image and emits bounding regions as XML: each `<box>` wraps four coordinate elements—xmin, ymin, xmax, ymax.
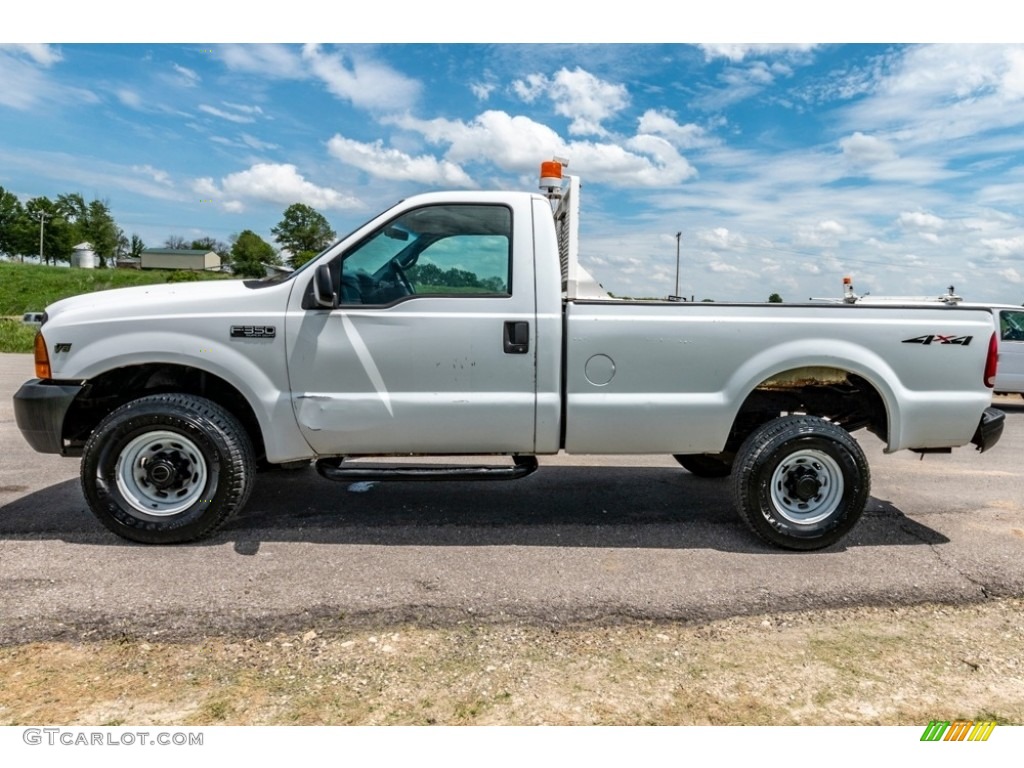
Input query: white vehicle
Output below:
<box><xmin>13</xmin><ymin>161</ymin><xmax>1005</xmax><ymax>550</ymax></box>
<box><xmin>831</xmin><ymin>281</ymin><xmax>1024</xmax><ymax>396</ymax></box>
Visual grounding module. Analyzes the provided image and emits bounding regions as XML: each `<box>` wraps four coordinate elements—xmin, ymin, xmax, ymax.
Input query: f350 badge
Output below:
<box><xmin>230</xmin><ymin>325</ymin><xmax>276</xmax><ymax>339</ymax></box>
<box><xmin>902</xmin><ymin>334</ymin><xmax>972</xmax><ymax>345</ymax></box>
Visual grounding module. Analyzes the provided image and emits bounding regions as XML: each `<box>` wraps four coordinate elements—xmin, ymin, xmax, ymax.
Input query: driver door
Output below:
<box><xmin>285</xmin><ymin>201</ymin><xmax>538</xmax><ymax>456</ymax></box>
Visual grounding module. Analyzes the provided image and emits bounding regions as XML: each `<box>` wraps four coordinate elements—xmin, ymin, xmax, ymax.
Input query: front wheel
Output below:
<box><xmin>731</xmin><ymin>415</ymin><xmax>870</xmax><ymax>550</ymax></box>
<box><xmin>81</xmin><ymin>394</ymin><xmax>255</xmax><ymax>544</ymax></box>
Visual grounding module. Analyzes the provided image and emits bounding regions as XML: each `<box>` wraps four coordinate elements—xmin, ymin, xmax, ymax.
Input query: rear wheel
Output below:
<box><xmin>81</xmin><ymin>394</ymin><xmax>255</xmax><ymax>544</ymax></box>
<box><xmin>731</xmin><ymin>415</ymin><xmax>869</xmax><ymax>550</ymax></box>
<box><xmin>673</xmin><ymin>453</ymin><xmax>732</xmax><ymax>478</ymax></box>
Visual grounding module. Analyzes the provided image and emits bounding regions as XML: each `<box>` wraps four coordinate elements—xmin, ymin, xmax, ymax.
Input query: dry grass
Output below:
<box><xmin>2</xmin><ymin>599</ymin><xmax>1022</xmax><ymax>726</ymax></box>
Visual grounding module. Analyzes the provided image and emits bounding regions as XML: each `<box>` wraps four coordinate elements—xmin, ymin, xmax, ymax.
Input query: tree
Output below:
<box><xmin>230</xmin><ymin>230</ymin><xmax>279</xmax><ymax>278</ymax></box>
<box><xmin>54</xmin><ymin>194</ymin><xmax>119</xmax><ymax>267</ymax></box>
<box><xmin>271</xmin><ymin>203</ymin><xmax>336</xmax><ymax>268</ymax></box>
<box><xmin>129</xmin><ymin>234</ymin><xmax>146</xmax><ymax>258</ymax></box>
<box><xmin>25</xmin><ymin>197</ymin><xmax>74</xmax><ymax>265</ymax></box>
<box><xmin>768</xmin><ymin>293</ymin><xmax>783</xmax><ymax>303</ymax></box>
<box><xmin>164</xmin><ymin>235</ymin><xmax>189</xmax><ymax>250</ymax></box>
<box><xmin>0</xmin><ymin>186</ymin><xmax>32</xmax><ymax>259</ymax></box>
<box><xmin>84</xmin><ymin>199</ymin><xmax>119</xmax><ymax>268</ymax></box>
<box><xmin>190</xmin><ymin>236</ymin><xmax>231</xmax><ymax>264</ymax></box>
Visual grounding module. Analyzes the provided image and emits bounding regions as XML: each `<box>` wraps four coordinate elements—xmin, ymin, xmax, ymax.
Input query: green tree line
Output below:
<box><xmin>0</xmin><ymin>186</ymin><xmax>337</xmax><ymax>280</ymax></box>
<box><xmin>406</xmin><ymin>262</ymin><xmax>505</xmax><ymax>292</ymax></box>
<box><xmin>0</xmin><ymin>188</ymin><xmax>129</xmax><ymax>268</ymax></box>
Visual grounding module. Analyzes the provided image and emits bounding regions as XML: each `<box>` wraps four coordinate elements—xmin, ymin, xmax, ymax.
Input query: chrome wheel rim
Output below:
<box><xmin>769</xmin><ymin>448</ymin><xmax>843</xmax><ymax>526</ymax></box>
<box><xmin>115</xmin><ymin>430</ymin><xmax>208</xmax><ymax>516</ymax></box>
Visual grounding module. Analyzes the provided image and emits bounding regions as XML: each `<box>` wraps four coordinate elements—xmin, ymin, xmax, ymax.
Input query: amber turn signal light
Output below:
<box><xmin>34</xmin><ymin>332</ymin><xmax>51</xmax><ymax>379</ymax></box>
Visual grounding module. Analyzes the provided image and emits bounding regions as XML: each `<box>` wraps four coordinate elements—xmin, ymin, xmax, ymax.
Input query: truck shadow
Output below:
<box><xmin>0</xmin><ymin>465</ymin><xmax>947</xmax><ymax>553</ymax></box>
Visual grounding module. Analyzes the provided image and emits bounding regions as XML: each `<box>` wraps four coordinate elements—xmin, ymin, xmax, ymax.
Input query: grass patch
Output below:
<box><xmin>1</xmin><ymin>599</ymin><xmax>1022</xmax><ymax>726</ymax></box>
<box><xmin>0</xmin><ymin>318</ymin><xmax>38</xmax><ymax>353</ymax></box>
<box><xmin>0</xmin><ymin>260</ymin><xmax>229</xmax><ymax>316</ymax></box>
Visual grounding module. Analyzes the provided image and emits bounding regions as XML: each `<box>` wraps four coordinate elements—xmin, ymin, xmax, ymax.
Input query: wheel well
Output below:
<box><xmin>725</xmin><ymin>367</ymin><xmax>888</xmax><ymax>454</ymax></box>
<box><xmin>62</xmin><ymin>364</ymin><xmax>266</xmax><ymax>461</ymax></box>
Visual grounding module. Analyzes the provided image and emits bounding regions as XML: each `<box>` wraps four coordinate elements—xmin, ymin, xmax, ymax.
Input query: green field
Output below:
<box><xmin>0</xmin><ymin>260</ymin><xmax>229</xmax><ymax>316</ymax></box>
<box><xmin>0</xmin><ymin>261</ymin><xmax>232</xmax><ymax>352</ymax></box>
<box><xmin>0</xmin><ymin>318</ymin><xmax>37</xmax><ymax>353</ymax></box>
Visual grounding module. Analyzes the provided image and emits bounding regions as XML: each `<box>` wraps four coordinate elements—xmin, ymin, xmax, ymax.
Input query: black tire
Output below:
<box><xmin>673</xmin><ymin>453</ymin><xmax>732</xmax><ymax>478</ymax></box>
<box><xmin>731</xmin><ymin>415</ymin><xmax>870</xmax><ymax>550</ymax></box>
<box><xmin>81</xmin><ymin>394</ymin><xmax>255</xmax><ymax>544</ymax></box>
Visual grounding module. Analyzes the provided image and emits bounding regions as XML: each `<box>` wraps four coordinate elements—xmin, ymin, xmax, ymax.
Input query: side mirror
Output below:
<box><xmin>312</xmin><ymin>264</ymin><xmax>337</xmax><ymax>308</ymax></box>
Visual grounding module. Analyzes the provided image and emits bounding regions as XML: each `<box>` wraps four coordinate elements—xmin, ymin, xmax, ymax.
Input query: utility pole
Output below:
<box><xmin>34</xmin><ymin>210</ymin><xmax>52</xmax><ymax>265</ymax></box>
<box><xmin>674</xmin><ymin>231</ymin><xmax>681</xmax><ymax>299</ymax></box>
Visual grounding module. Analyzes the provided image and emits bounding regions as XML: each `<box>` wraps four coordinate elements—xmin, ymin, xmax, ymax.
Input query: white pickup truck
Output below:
<box><xmin>14</xmin><ymin>161</ymin><xmax>1004</xmax><ymax>550</ymax></box>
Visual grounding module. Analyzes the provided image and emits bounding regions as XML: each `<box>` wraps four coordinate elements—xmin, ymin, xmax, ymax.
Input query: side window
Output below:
<box><xmin>339</xmin><ymin>204</ymin><xmax>511</xmax><ymax>305</ymax></box>
<box><xmin>1001</xmin><ymin>310</ymin><xmax>1024</xmax><ymax>342</ymax></box>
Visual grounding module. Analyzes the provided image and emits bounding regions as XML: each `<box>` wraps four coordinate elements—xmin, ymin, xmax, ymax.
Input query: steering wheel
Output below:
<box><xmin>390</xmin><ymin>260</ymin><xmax>415</xmax><ymax>296</ymax></box>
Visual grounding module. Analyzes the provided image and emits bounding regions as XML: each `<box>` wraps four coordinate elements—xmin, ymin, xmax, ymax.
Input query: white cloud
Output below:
<box><xmin>512</xmin><ymin>67</ymin><xmax>628</xmax><ymax>136</ymax></box>
<box><xmin>302</xmin><ymin>44</ymin><xmax>420</xmax><ymax>112</ymax></box>
<box><xmin>794</xmin><ymin>220</ymin><xmax>848</xmax><ymax>248</ymax></box>
<box><xmin>392</xmin><ymin>111</ymin><xmax>561</xmax><ymax>171</ymax></box>
<box><xmin>839</xmin><ymin>132</ymin><xmax>898</xmax><ymax>165</ymax></box>
<box><xmin>981</xmin><ymin>236</ymin><xmax>1024</xmax><ymax>256</ymax></box>
<box><xmin>389</xmin><ymin>110</ymin><xmax>696</xmax><ymax>187</ymax></box>
<box><xmin>326</xmin><ymin>135</ymin><xmax>474</xmax><ymax>187</ymax></box>
<box><xmin>219</xmin><ymin>44</ymin><xmax>304</xmax><ymax>79</ymax></box>
<box><xmin>698</xmin><ymin>44</ymin><xmax>818</xmax><ymax>63</ymax></box>
<box><xmin>133</xmin><ymin>165</ymin><xmax>172</xmax><ymax>185</ymax></box>
<box><xmin>240</xmin><ymin>133</ymin><xmax>279</xmax><ymax>151</ymax></box>
<box><xmin>837</xmin><ymin>131</ymin><xmax>950</xmax><ymax>183</ymax></box>
<box><xmin>999</xmin><ymin>267</ymin><xmax>1022</xmax><ymax>283</ymax></box>
<box><xmin>0</xmin><ymin>43</ymin><xmax>62</xmax><ymax>66</ymax></box>
<box><xmin>512</xmin><ymin>73</ymin><xmax>547</xmax><ymax>102</ymax></box>
<box><xmin>192</xmin><ymin>177</ymin><xmax>219</xmax><ymax>197</ymax></box>
<box><xmin>898</xmin><ymin>211</ymin><xmax>945</xmax><ymax>230</ymax></box>
<box><xmin>0</xmin><ymin>147</ymin><xmax>186</xmax><ymax>203</ymax></box>
<box><xmin>117</xmin><ymin>89</ymin><xmax>142</xmax><ymax>109</ymax></box>
<box><xmin>470</xmin><ymin>82</ymin><xmax>495</xmax><ymax>100</ymax></box>
<box><xmin>194</xmin><ymin>163</ymin><xmax>363</xmax><ymax>212</ymax></box>
<box><xmin>636</xmin><ymin>110</ymin><xmax>713</xmax><ymax>150</ymax></box>
<box><xmin>623</xmin><ymin>134</ymin><xmax>697</xmax><ymax>183</ymax></box>
<box><xmin>838</xmin><ymin>45</ymin><xmax>1024</xmax><ymax>148</ymax></box>
<box><xmin>198</xmin><ymin>104</ymin><xmax>258</xmax><ymax>124</ymax></box>
<box><xmin>0</xmin><ymin>45</ymin><xmax>94</xmax><ymax>110</ymax></box>
<box><xmin>1001</xmin><ymin>49</ymin><xmax>1024</xmax><ymax>99</ymax></box>
<box><xmin>698</xmin><ymin>227</ymin><xmax>747</xmax><ymax>250</ymax></box>
<box><xmin>172</xmin><ymin>63</ymin><xmax>199</xmax><ymax>86</ymax></box>
<box><xmin>224</xmin><ymin>102</ymin><xmax>263</xmax><ymax>116</ymax></box>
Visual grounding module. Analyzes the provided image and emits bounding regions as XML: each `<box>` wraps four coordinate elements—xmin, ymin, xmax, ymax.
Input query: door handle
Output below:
<box><xmin>503</xmin><ymin>321</ymin><xmax>529</xmax><ymax>354</ymax></box>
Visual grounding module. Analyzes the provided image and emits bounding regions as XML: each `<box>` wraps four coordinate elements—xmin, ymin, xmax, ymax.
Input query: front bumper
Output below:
<box><xmin>13</xmin><ymin>379</ymin><xmax>83</xmax><ymax>455</ymax></box>
<box><xmin>970</xmin><ymin>407</ymin><xmax>1004</xmax><ymax>453</ymax></box>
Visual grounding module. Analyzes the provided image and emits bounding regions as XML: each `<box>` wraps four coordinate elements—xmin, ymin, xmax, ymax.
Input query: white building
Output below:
<box><xmin>71</xmin><ymin>242</ymin><xmax>96</xmax><ymax>269</ymax></box>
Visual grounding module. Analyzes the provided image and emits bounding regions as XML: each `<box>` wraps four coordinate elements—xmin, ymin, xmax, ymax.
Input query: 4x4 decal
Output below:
<box><xmin>902</xmin><ymin>334</ymin><xmax>973</xmax><ymax>346</ymax></box>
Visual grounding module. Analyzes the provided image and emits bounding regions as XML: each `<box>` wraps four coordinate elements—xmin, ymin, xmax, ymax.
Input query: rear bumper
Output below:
<box><xmin>971</xmin><ymin>407</ymin><xmax>1004</xmax><ymax>453</ymax></box>
<box><xmin>12</xmin><ymin>379</ymin><xmax>83</xmax><ymax>455</ymax></box>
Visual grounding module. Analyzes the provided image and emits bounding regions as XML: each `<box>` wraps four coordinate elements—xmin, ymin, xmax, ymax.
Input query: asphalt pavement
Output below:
<box><xmin>1</xmin><ymin>352</ymin><xmax>1022</xmax><ymax>644</ymax></box>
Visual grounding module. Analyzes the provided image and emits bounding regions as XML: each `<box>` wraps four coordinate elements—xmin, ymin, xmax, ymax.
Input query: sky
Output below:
<box><xmin>3</xmin><ymin>7</ymin><xmax>1024</xmax><ymax>304</ymax></box>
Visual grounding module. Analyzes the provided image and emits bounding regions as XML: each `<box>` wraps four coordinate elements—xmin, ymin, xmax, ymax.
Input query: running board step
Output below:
<box><xmin>315</xmin><ymin>456</ymin><xmax>538</xmax><ymax>483</ymax></box>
